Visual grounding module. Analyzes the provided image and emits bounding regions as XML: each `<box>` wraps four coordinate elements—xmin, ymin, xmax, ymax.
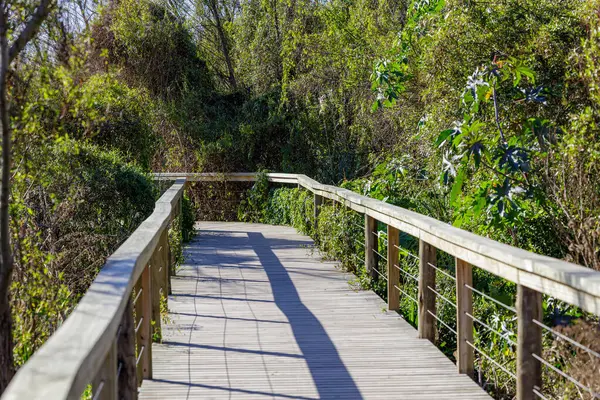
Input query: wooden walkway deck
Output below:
<box><xmin>139</xmin><ymin>222</ymin><xmax>490</xmax><ymax>400</ymax></box>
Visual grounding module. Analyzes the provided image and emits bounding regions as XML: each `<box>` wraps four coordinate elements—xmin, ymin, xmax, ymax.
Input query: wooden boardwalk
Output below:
<box><xmin>139</xmin><ymin>222</ymin><xmax>490</xmax><ymax>400</ymax></box>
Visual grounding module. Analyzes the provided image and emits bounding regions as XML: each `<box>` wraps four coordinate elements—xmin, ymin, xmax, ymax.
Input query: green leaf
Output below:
<box><xmin>450</xmin><ymin>168</ymin><xmax>466</xmax><ymax>204</ymax></box>
<box><xmin>371</xmin><ymin>101</ymin><xmax>380</xmax><ymax>112</ymax></box>
<box><xmin>435</xmin><ymin>129</ymin><xmax>454</xmax><ymax>147</ymax></box>
<box><xmin>515</xmin><ymin>65</ymin><xmax>535</xmax><ymax>85</ymax></box>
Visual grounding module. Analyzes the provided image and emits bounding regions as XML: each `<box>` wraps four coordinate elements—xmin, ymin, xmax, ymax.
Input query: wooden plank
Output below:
<box><xmin>151</xmin><ymin>247</ymin><xmax>162</xmax><ymax>343</ymax></box>
<box><xmin>516</xmin><ymin>285</ymin><xmax>542</xmax><ymax>400</ymax></box>
<box><xmin>134</xmin><ymin>278</ymin><xmax>144</xmax><ymax>385</ymax></box>
<box><xmin>161</xmin><ymin>230</ymin><xmax>170</xmax><ymax>303</ymax></box>
<box><xmin>117</xmin><ymin>299</ymin><xmax>137</xmax><ymax>400</ymax></box>
<box><xmin>418</xmin><ymin>240</ymin><xmax>436</xmax><ymax>342</ymax></box>
<box><xmin>140</xmin><ymin>222</ymin><xmax>490</xmax><ymax>400</ymax></box>
<box><xmin>387</xmin><ymin>225</ymin><xmax>400</xmax><ymax>311</ymax></box>
<box><xmin>455</xmin><ymin>258</ymin><xmax>473</xmax><ymax>376</ymax></box>
<box><xmin>365</xmin><ymin>215</ymin><xmax>378</xmax><ymax>279</ymax></box>
<box><xmin>153</xmin><ymin>172</ymin><xmax>298</xmax><ymax>184</ymax></box>
<box><xmin>92</xmin><ymin>338</ymin><xmax>117</xmax><ymax>400</ymax></box>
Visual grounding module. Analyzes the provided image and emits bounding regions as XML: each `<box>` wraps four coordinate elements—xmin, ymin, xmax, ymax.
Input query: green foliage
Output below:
<box><xmin>436</xmin><ymin>58</ymin><xmax>550</xmax><ymax>229</ymax></box>
<box><xmin>371</xmin><ymin>59</ymin><xmax>410</xmax><ymax>111</ymax></box>
<box><xmin>238</xmin><ymin>171</ymin><xmax>271</xmax><ymax>222</ymax></box>
<box><xmin>73</xmin><ymin>73</ymin><xmax>157</xmax><ymax>169</ymax></box>
<box><xmin>11</xmin><ymin>266</ymin><xmax>71</xmax><ymax>368</ymax></box>
<box><xmin>98</xmin><ymin>0</ymin><xmax>212</xmax><ymax>99</ymax></box>
<box><xmin>266</xmin><ymin>187</ymin><xmax>315</xmax><ymax>236</ymax></box>
<box><xmin>166</xmin><ymin>187</ymin><xmax>197</xmax><ymax>270</ymax></box>
<box><xmin>10</xmin><ymin>140</ymin><xmax>155</xmax><ymax>367</ymax></box>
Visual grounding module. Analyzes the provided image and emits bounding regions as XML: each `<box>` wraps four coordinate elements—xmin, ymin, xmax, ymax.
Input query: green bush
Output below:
<box><xmin>72</xmin><ymin>74</ymin><xmax>157</xmax><ymax>169</ymax></box>
<box><xmin>266</xmin><ymin>188</ymin><xmax>314</xmax><ymax>236</ymax></box>
<box><xmin>95</xmin><ymin>0</ymin><xmax>212</xmax><ymax>100</ymax></box>
<box><xmin>238</xmin><ymin>172</ymin><xmax>271</xmax><ymax>223</ymax></box>
<box><xmin>10</xmin><ymin>140</ymin><xmax>155</xmax><ymax>367</ymax></box>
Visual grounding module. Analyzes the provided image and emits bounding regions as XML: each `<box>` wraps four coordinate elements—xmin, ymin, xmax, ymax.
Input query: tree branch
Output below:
<box><xmin>8</xmin><ymin>0</ymin><xmax>54</xmax><ymax>64</ymax></box>
<box><xmin>492</xmin><ymin>85</ymin><xmax>507</xmax><ymax>147</ymax></box>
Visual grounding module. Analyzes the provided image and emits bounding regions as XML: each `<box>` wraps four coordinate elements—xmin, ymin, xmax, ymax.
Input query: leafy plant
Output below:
<box><xmin>436</xmin><ymin>58</ymin><xmax>556</xmax><ymax>235</ymax></box>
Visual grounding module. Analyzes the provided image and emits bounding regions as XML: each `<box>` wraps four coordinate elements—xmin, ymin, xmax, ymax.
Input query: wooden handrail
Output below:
<box><xmin>158</xmin><ymin>172</ymin><xmax>600</xmax><ymax>315</ymax></box>
<box><xmin>2</xmin><ymin>179</ymin><xmax>186</xmax><ymax>400</ymax></box>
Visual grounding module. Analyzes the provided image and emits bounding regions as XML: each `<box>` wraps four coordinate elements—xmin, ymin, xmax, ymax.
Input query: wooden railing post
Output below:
<box><xmin>117</xmin><ymin>299</ymin><xmax>137</xmax><ymax>400</ymax></box>
<box><xmin>456</xmin><ymin>258</ymin><xmax>474</xmax><ymax>376</ymax></box>
<box><xmin>418</xmin><ymin>239</ymin><xmax>436</xmax><ymax>342</ymax></box>
<box><xmin>135</xmin><ymin>265</ymin><xmax>153</xmax><ymax>383</ymax></box>
<box><xmin>151</xmin><ymin>245</ymin><xmax>163</xmax><ymax>343</ymax></box>
<box><xmin>313</xmin><ymin>194</ymin><xmax>322</xmax><ymax>233</ymax></box>
<box><xmin>365</xmin><ymin>215</ymin><xmax>378</xmax><ymax>279</ymax></box>
<box><xmin>387</xmin><ymin>225</ymin><xmax>400</xmax><ymax>311</ymax></box>
<box><xmin>517</xmin><ymin>285</ymin><xmax>542</xmax><ymax>400</ymax></box>
<box><xmin>92</xmin><ymin>338</ymin><xmax>117</xmax><ymax>400</ymax></box>
<box><xmin>162</xmin><ymin>230</ymin><xmax>171</xmax><ymax>300</ymax></box>
<box><xmin>180</xmin><ymin>194</ymin><xmax>189</xmax><ymax>242</ymax></box>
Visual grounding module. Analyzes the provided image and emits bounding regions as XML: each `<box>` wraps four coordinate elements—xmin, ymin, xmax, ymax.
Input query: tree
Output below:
<box><xmin>0</xmin><ymin>0</ymin><xmax>55</xmax><ymax>391</ymax></box>
<box><xmin>195</xmin><ymin>0</ymin><xmax>239</xmax><ymax>90</ymax></box>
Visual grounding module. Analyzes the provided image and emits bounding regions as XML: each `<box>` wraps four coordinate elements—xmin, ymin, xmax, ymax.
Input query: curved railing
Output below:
<box><xmin>4</xmin><ymin>172</ymin><xmax>600</xmax><ymax>400</ymax></box>
<box><xmin>3</xmin><ymin>179</ymin><xmax>185</xmax><ymax>400</ymax></box>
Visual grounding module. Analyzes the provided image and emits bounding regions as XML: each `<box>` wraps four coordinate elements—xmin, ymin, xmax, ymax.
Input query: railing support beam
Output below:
<box><xmin>418</xmin><ymin>239</ymin><xmax>436</xmax><ymax>342</ymax></box>
<box><xmin>517</xmin><ymin>285</ymin><xmax>542</xmax><ymax>400</ymax></box>
<box><xmin>456</xmin><ymin>258</ymin><xmax>474</xmax><ymax>376</ymax></box>
<box><xmin>365</xmin><ymin>215</ymin><xmax>378</xmax><ymax>280</ymax></box>
<box><xmin>93</xmin><ymin>338</ymin><xmax>117</xmax><ymax>400</ymax></box>
<box><xmin>135</xmin><ymin>265</ymin><xmax>153</xmax><ymax>383</ymax></box>
<box><xmin>117</xmin><ymin>299</ymin><xmax>137</xmax><ymax>400</ymax></box>
<box><xmin>313</xmin><ymin>194</ymin><xmax>322</xmax><ymax>234</ymax></box>
<box><xmin>151</xmin><ymin>243</ymin><xmax>163</xmax><ymax>343</ymax></box>
<box><xmin>387</xmin><ymin>225</ymin><xmax>400</xmax><ymax>311</ymax></box>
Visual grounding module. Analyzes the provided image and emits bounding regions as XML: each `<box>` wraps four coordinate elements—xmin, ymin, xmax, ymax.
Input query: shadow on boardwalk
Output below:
<box><xmin>247</xmin><ymin>231</ymin><xmax>363</xmax><ymax>400</ymax></box>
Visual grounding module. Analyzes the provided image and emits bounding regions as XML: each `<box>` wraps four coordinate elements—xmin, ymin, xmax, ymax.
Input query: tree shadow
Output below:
<box><xmin>246</xmin><ymin>231</ymin><xmax>363</xmax><ymax>400</ymax></box>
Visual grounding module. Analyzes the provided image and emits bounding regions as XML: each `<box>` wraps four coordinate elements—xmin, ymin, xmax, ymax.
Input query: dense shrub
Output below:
<box><xmin>93</xmin><ymin>0</ymin><xmax>212</xmax><ymax>100</ymax></box>
<box><xmin>10</xmin><ymin>141</ymin><xmax>155</xmax><ymax>366</ymax></box>
<box><xmin>72</xmin><ymin>74</ymin><xmax>157</xmax><ymax>169</ymax></box>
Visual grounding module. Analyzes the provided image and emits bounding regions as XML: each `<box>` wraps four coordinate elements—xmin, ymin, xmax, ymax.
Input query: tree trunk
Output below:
<box><xmin>0</xmin><ymin>3</ymin><xmax>15</xmax><ymax>392</ymax></box>
<box><xmin>208</xmin><ymin>0</ymin><xmax>237</xmax><ymax>90</ymax></box>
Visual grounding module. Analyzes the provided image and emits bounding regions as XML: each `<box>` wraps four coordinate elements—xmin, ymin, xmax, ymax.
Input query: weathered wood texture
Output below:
<box><xmin>365</xmin><ymin>215</ymin><xmax>377</xmax><ymax>280</ymax></box>
<box><xmin>516</xmin><ymin>285</ymin><xmax>542</xmax><ymax>400</ymax></box>
<box><xmin>418</xmin><ymin>240</ymin><xmax>436</xmax><ymax>342</ymax></box>
<box><xmin>139</xmin><ymin>265</ymin><xmax>153</xmax><ymax>380</ymax></box>
<box><xmin>313</xmin><ymin>194</ymin><xmax>322</xmax><ymax>233</ymax></box>
<box><xmin>456</xmin><ymin>258</ymin><xmax>474</xmax><ymax>376</ymax></box>
<box><xmin>139</xmin><ymin>222</ymin><xmax>490</xmax><ymax>400</ymax></box>
<box><xmin>387</xmin><ymin>225</ymin><xmax>400</xmax><ymax>311</ymax></box>
<box><xmin>118</xmin><ymin>300</ymin><xmax>137</xmax><ymax>400</ymax></box>
<box><xmin>92</xmin><ymin>339</ymin><xmax>117</xmax><ymax>400</ymax></box>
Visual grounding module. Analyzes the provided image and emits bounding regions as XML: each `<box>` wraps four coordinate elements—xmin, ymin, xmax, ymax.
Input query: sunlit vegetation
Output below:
<box><xmin>1</xmin><ymin>0</ymin><xmax>599</xmax><ymax>397</ymax></box>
